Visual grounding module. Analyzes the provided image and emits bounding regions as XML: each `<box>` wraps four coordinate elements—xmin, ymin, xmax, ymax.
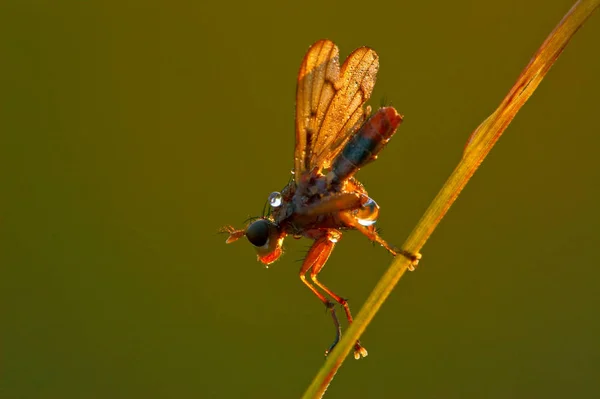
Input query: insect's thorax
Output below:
<box><xmin>271</xmin><ymin>171</ymin><xmax>367</xmax><ymax>236</ymax></box>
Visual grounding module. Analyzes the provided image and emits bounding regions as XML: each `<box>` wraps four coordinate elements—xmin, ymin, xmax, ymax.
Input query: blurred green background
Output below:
<box><xmin>2</xmin><ymin>0</ymin><xmax>599</xmax><ymax>398</ymax></box>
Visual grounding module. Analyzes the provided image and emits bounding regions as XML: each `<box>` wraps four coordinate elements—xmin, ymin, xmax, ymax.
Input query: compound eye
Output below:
<box><xmin>246</xmin><ymin>220</ymin><xmax>270</xmax><ymax>247</ymax></box>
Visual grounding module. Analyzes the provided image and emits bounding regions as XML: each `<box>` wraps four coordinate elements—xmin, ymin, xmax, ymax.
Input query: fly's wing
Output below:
<box><xmin>295</xmin><ymin>40</ymin><xmax>339</xmax><ymax>180</ymax></box>
<box><xmin>295</xmin><ymin>40</ymin><xmax>379</xmax><ymax>182</ymax></box>
<box><xmin>311</xmin><ymin>46</ymin><xmax>379</xmax><ymax>170</ymax></box>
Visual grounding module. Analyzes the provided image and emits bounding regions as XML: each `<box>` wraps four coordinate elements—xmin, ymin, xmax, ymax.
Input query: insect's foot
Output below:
<box><xmin>324</xmin><ymin>340</ymin><xmax>338</xmax><ymax>357</ymax></box>
<box><xmin>392</xmin><ymin>247</ymin><xmax>422</xmax><ymax>271</ymax></box>
<box><xmin>406</xmin><ymin>251</ymin><xmax>422</xmax><ymax>271</ymax></box>
<box><xmin>353</xmin><ymin>343</ymin><xmax>368</xmax><ymax>360</ymax></box>
<box><xmin>323</xmin><ymin>342</ymin><xmax>368</xmax><ymax>359</ymax></box>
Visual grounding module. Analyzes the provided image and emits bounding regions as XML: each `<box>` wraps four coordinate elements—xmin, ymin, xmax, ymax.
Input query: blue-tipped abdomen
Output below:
<box><xmin>331</xmin><ymin>107</ymin><xmax>403</xmax><ymax>182</ymax></box>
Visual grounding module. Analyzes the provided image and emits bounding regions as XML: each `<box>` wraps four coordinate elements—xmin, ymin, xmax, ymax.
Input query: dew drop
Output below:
<box><xmin>268</xmin><ymin>191</ymin><xmax>283</xmax><ymax>207</ymax></box>
<box><xmin>354</xmin><ymin>196</ymin><xmax>379</xmax><ymax>226</ymax></box>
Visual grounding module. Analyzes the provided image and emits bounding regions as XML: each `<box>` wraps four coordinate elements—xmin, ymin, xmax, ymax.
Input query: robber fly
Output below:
<box><xmin>222</xmin><ymin>39</ymin><xmax>421</xmax><ymax>359</ymax></box>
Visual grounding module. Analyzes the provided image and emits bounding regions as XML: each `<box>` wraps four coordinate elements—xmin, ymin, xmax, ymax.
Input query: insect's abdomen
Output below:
<box><xmin>331</xmin><ymin>107</ymin><xmax>402</xmax><ymax>182</ymax></box>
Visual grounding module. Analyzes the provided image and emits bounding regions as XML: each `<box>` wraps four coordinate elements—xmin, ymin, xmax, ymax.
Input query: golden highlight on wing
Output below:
<box><xmin>295</xmin><ymin>40</ymin><xmax>340</xmax><ymax>179</ymax></box>
<box><xmin>294</xmin><ymin>40</ymin><xmax>379</xmax><ymax>181</ymax></box>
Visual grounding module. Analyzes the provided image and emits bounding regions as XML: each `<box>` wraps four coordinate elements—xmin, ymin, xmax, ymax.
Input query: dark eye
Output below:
<box><xmin>246</xmin><ymin>220</ymin><xmax>270</xmax><ymax>247</ymax></box>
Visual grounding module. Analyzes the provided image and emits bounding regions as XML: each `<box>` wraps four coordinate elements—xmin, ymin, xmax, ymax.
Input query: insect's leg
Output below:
<box><xmin>297</xmin><ymin>193</ymin><xmax>365</xmax><ymax>217</ymax></box>
<box><xmin>339</xmin><ymin>213</ymin><xmax>422</xmax><ymax>271</ymax></box>
<box><xmin>299</xmin><ymin>234</ymin><xmax>342</xmax><ymax>357</ymax></box>
<box><xmin>219</xmin><ymin>225</ymin><xmax>245</xmax><ymax>243</ymax></box>
<box><xmin>309</xmin><ymin>230</ymin><xmax>368</xmax><ymax>359</ymax></box>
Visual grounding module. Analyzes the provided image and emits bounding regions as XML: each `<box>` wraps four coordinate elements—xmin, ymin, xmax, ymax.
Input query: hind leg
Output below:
<box><xmin>297</xmin><ymin>193</ymin><xmax>365</xmax><ymax>217</ymax></box>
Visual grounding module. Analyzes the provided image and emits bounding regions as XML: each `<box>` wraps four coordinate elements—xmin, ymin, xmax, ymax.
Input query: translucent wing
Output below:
<box><xmin>310</xmin><ymin>46</ymin><xmax>379</xmax><ymax>169</ymax></box>
<box><xmin>295</xmin><ymin>40</ymin><xmax>340</xmax><ymax>179</ymax></box>
<box><xmin>295</xmin><ymin>40</ymin><xmax>379</xmax><ymax>182</ymax></box>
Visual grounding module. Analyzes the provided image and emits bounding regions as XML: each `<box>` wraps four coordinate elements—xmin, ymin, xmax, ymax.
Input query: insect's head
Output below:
<box><xmin>221</xmin><ymin>191</ymin><xmax>286</xmax><ymax>265</ymax></box>
<box><xmin>221</xmin><ymin>218</ymin><xmax>284</xmax><ymax>266</ymax></box>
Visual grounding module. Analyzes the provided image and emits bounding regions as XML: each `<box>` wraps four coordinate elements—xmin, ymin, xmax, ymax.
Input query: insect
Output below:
<box><xmin>222</xmin><ymin>39</ymin><xmax>421</xmax><ymax>359</ymax></box>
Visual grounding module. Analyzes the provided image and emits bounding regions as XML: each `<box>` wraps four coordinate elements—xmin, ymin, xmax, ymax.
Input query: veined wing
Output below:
<box><xmin>295</xmin><ymin>40</ymin><xmax>379</xmax><ymax>182</ymax></box>
<box><xmin>295</xmin><ymin>40</ymin><xmax>339</xmax><ymax>180</ymax></box>
<box><xmin>311</xmin><ymin>46</ymin><xmax>379</xmax><ymax>170</ymax></box>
